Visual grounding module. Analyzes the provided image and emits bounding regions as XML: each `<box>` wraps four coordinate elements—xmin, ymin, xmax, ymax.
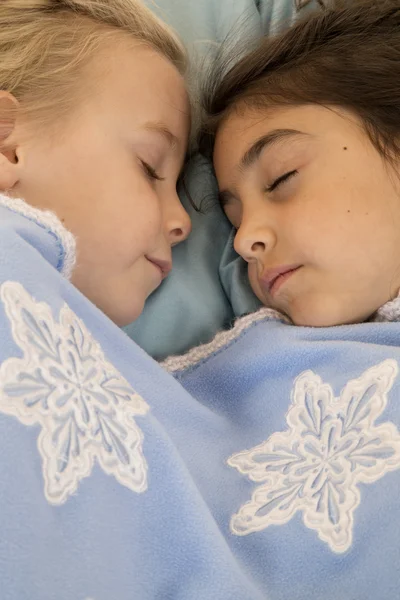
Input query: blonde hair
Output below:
<box><xmin>0</xmin><ymin>0</ymin><xmax>186</xmax><ymax>130</ymax></box>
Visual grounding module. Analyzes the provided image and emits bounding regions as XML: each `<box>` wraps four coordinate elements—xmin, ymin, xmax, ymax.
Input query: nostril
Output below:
<box><xmin>251</xmin><ymin>241</ymin><xmax>266</xmax><ymax>252</ymax></box>
<box><xmin>172</xmin><ymin>227</ymin><xmax>184</xmax><ymax>238</ymax></box>
<box><xmin>170</xmin><ymin>227</ymin><xmax>187</xmax><ymax>246</ymax></box>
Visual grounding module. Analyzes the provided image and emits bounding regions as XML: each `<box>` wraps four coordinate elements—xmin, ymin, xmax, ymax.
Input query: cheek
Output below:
<box><xmin>125</xmin><ymin>192</ymin><xmax>164</xmax><ymax>250</ymax></box>
<box><xmin>286</xmin><ymin>187</ymin><xmax>357</xmax><ymax>257</ymax></box>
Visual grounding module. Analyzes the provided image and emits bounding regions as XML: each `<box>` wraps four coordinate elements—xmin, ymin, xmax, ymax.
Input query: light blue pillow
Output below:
<box><xmin>146</xmin><ymin>0</ymin><xmax>261</xmax><ymax>55</ymax></box>
<box><xmin>256</xmin><ymin>0</ymin><xmax>322</xmax><ymax>33</ymax></box>
<box><xmin>125</xmin><ymin>0</ymin><xmax>322</xmax><ymax>359</ymax></box>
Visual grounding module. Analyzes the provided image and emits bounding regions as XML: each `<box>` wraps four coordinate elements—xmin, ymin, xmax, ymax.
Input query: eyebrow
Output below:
<box><xmin>219</xmin><ymin>128</ymin><xmax>308</xmax><ymax>206</ymax></box>
<box><xmin>239</xmin><ymin>128</ymin><xmax>307</xmax><ymax>171</ymax></box>
<box><xmin>143</xmin><ymin>121</ymin><xmax>179</xmax><ymax>149</ymax></box>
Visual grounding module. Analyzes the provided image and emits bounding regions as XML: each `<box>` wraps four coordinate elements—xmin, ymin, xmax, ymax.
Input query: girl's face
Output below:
<box><xmin>2</xmin><ymin>42</ymin><xmax>191</xmax><ymax>326</ymax></box>
<box><xmin>214</xmin><ymin>104</ymin><xmax>400</xmax><ymax>326</ymax></box>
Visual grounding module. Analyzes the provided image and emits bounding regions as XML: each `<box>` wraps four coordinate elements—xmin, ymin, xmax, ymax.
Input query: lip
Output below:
<box><xmin>260</xmin><ymin>264</ymin><xmax>302</xmax><ymax>297</ymax></box>
<box><xmin>146</xmin><ymin>256</ymin><xmax>172</xmax><ymax>279</ymax></box>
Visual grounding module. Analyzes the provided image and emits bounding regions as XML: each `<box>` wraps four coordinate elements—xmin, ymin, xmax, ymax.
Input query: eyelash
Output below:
<box><xmin>140</xmin><ymin>160</ymin><xmax>165</xmax><ymax>182</ymax></box>
<box><xmin>266</xmin><ymin>169</ymin><xmax>298</xmax><ymax>193</ymax></box>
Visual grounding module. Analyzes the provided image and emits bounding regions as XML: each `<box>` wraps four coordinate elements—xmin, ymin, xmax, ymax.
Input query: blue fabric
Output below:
<box><xmin>257</xmin><ymin>0</ymin><xmax>321</xmax><ymax>33</ymax></box>
<box><xmin>0</xmin><ymin>202</ymin><xmax>264</xmax><ymax>600</ymax></box>
<box><xmin>1</xmin><ymin>201</ymin><xmax>400</xmax><ymax>599</ymax></box>
<box><xmin>145</xmin><ymin>0</ymin><xmax>261</xmax><ymax>55</ymax></box>
<box><xmin>167</xmin><ymin>315</ymin><xmax>400</xmax><ymax>600</ymax></box>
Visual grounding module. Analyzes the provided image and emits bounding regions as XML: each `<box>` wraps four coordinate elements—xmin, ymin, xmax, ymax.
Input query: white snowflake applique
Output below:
<box><xmin>0</xmin><ymin>282</ymin><xmax>150</xmax><ymax>505</ymax></box>
<box><xmin>228</xmin><ymin>360</ymin><xmax>400</xmax><ymax>553</ymax></box>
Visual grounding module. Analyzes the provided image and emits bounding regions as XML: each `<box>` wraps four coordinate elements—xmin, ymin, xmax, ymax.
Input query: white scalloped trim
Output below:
<box><xmin>161</xmin><ymin>307</ymin><xmax>290</xmax><ymax>373</ymax></box>
<box><xmin>0</xmin><ymin>193</ymin><xmax>76</xmax><ymax>279</ymax></box>
<box><xmin>374</xmin><ymin>295</ymin><xmax>400</xmax><ymax>323</ymax></box>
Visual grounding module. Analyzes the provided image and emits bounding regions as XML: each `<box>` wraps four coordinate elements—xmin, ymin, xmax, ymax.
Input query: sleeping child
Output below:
<box><xmin>204</xmin><ymin>0</ymin><xmax>400</xmax><ymax>329</ymax></box>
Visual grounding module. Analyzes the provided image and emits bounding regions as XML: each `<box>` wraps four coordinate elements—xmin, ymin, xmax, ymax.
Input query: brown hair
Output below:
<box><xmin>0</xmin><ymin>0</ymin><xmax>186</xmax><ymax>132</ymax></box>
<box><xmin>201</xmin><ymin>0</ymin><xmax>400</xmax><ymax>163</ymax></box>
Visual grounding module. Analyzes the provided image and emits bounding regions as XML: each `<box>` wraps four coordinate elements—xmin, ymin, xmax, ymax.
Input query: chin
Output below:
<box><xmin>287</xmin><ymin>301</ymin><xmax>365</xmax><ymax>328</ymax></box>
<box><xmin>105</xmin><ymin>300</ymin><xmax>145</xmax><ymax>328</ymax></box>
<box><xmin>291</xmin><ymin>313</ymin><xmax>343</xmax><ymax>327</ymax></box>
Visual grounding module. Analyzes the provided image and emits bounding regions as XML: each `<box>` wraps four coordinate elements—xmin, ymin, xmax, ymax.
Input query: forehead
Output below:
<box><xmin>89</xmin><ymin>41</ymin><xmax>190</xmax><ymax>138</ymax></box>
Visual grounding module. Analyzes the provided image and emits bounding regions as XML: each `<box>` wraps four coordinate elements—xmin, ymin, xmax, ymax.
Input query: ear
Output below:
<box><xmin>0</xmin><ymin>92</ymin><xmax>21</xmax><ymax>192</ymax></box>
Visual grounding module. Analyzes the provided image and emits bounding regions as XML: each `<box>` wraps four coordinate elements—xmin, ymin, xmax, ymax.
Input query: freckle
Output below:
<box><xmin>343</xmin><ymin>146</ymin><xmax>347</xmax><ymax>150</ymax></box>
<box><xmin>347</xmin><ymin>210</ymin><xmax>351</xmax><ymax>213</ymax></box>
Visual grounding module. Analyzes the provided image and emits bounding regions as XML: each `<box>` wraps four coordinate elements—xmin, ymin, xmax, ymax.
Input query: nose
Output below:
<box><xmin>234</xmin><ymin>216</ymin><xmax>277</xmax><ymax>262</ymax></box>
<box><xmin>164</xmin><ymin>192</ymin><xmax>192</xmax><ymax>246</ymax></box>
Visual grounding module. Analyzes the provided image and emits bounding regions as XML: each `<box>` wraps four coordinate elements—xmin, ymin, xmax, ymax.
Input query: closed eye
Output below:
<box><xmin>266</xmin><ymin>169</ymin><xmax>298</xmax><ymax>193</ymax></box>
<box><xmin>140</xmin><ymin>160</ymin><xmax>165</xmax><ymax>182</ymax></box>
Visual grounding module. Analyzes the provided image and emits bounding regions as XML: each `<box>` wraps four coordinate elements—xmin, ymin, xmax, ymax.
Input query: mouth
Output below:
<box><xmin>261</xmin><ymin>264</ymin><xmax>302</xmax><ymax>297</ymax></box>
<box><xmin>146</xmin><ymin>256</ymin><xmax>172</xmax><ymax>279</ymax></box>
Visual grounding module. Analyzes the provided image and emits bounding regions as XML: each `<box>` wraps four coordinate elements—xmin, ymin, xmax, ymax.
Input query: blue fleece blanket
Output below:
<box><xmin>0</xmin><ymin>196</ymin><xmax>399</xmax><ymax>599</ymax></box>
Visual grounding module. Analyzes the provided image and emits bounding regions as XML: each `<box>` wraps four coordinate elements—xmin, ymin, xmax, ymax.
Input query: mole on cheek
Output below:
<box><xmin>343</xmin><ymin>146</ymin><xmax>348</xmax><ymax>150</ymax></box>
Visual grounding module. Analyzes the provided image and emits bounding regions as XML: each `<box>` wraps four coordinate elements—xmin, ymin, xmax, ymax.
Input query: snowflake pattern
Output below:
<box><xmin>228</xmin><ymin>360</ymin><xmax>400</xmax><ymax>552</ymax></box>
<box><xmin>0</xmin><ymin>282</ymin><xmax>150</xmax><ymax>505</ymax></box>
